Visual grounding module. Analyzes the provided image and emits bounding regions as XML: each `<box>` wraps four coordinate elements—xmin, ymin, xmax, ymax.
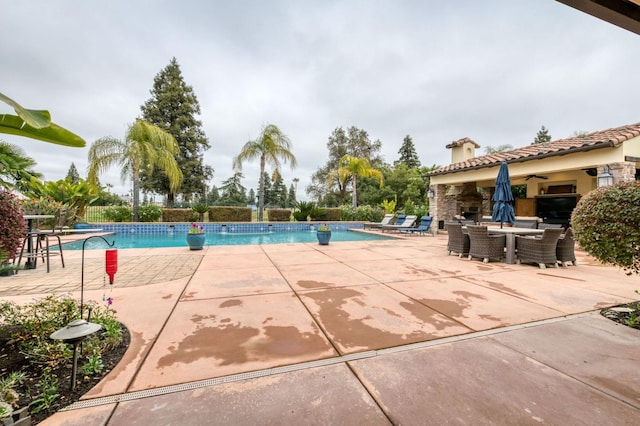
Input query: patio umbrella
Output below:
<box><xmin>491</xmin><ymin>161</ymin><xmax>516</xmax><ymax>227</ymax></box>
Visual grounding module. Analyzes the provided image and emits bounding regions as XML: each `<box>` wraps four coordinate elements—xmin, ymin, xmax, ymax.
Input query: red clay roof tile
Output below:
<box><xmin>430</xmin><ymin>122</ymin><xmax>640</xmax><ymax>175</ymax></box>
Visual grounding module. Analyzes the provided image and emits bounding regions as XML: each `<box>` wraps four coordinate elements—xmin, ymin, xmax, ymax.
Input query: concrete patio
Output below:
<box><xmin>1</xmin><ymin>233</ymin><xmax>639</xmax><ymax>425</ymax></box>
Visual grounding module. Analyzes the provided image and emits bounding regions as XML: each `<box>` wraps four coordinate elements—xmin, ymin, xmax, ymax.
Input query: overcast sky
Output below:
<box><xmin>1</xmin><ymin>0</ymin><xmax>639</xmax><ymax>201</ymax></box>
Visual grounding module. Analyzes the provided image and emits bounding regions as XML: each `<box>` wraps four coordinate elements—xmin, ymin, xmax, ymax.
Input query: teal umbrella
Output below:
<box><xmin>491</xmin><ymin>161</ymin><xmax>515</xmax><ymax>227</ymax></box>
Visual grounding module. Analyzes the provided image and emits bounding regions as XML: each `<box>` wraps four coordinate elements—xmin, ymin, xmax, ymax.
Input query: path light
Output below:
<box><xmin>50</xmin><ymin>319</ymin><xmax>102</xmax><ymax>390</ymax></box>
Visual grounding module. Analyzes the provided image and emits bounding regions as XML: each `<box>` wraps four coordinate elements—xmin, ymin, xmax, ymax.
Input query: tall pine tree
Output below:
<box><xmin>140</xmin><ymin>57</ymin><xmax>213</xmax><ymax>204</ymax></box>
<box><xmin>66</xmin><ymin>162</ymin><xmax>80</xmax><ymax>183</ymax></box>
<box><xmin>533</xmin><ymin>126</ymin><xmax>552</xmax><ymax>144</ymax></box>
<box><xmin>395</xmin><ymin>135</ymin><xmax>421</xmax><ymax>168</ymax></box>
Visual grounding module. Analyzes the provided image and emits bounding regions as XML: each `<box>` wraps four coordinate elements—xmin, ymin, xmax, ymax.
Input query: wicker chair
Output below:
<box><xmin>467</xmin><ymin>225</ymin><xmax>506</xmax><ymax>263</ymax></box>
<box><xmin>538</xmin><ymin>223</ymin><xmax>563</xmax><ymax>230</ymax></box>
<box><xmin>516</xmin><ymin>228</ymin><xmax>563</xmax><ymax>269</ymax></box>
<box><xmin>556</xmin><ymin>227</ymin><xmax>577</xmax><ymax>267</ymax></box>
<box><xmin>445</xmin><ymin>222</ymin><xmax>470</xmax><ymax>258</ymax></box>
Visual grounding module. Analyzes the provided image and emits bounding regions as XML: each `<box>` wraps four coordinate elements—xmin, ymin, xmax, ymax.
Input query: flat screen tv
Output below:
<box><xmin>536</xmin><ymin>196</ymin><xmax>578</xmax><ymax>225</ymax></box>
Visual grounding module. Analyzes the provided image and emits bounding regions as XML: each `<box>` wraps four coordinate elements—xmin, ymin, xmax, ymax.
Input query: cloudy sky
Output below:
<box><xmin>1</xmin><ymin>0</ymin><xmax>638</xmax><ymax>200</ymax></box>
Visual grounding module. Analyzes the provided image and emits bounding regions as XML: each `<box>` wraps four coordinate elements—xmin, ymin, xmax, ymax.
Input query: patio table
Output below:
<box><xmin>487</xmin><ymin>226</ymin><xmax>544</xmax><ymax>264</ymax></box>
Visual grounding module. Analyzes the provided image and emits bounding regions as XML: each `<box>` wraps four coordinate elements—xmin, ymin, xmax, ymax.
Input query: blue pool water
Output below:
<box><xmin>64</xmin><ymin>230</ymin><xmax>390</xmax><ymax>250</ymax></box>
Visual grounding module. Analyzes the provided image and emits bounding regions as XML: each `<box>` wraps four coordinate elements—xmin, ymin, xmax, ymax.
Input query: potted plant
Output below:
<box><xmin>316</xmin><ymin>223</ymin><xmax>332</xmax><ymax>245</ymax></box>
<box><xmin>186</xmin><ymin>222</ymin><xmax>205</xmax><ymax>250</ymax></box>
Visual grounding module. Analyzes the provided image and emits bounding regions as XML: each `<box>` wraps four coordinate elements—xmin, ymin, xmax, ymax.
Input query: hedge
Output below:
<box><xmin>266</xmin><ymin>209</ymin><xmax>292</xmax><ymax>222</ymax></box>
<box><xmin>209</xmin><ymin>206</ymin><xmax>252</xmax><ymax>222</ymax></box>
<box><xmin>162</xmin><ymin>209</ymin><xmax>197</xmax><ymax>222</ymax></box>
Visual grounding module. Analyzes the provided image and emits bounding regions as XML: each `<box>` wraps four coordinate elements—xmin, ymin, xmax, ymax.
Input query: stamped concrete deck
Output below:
<box><xmin>1</xmin><ymin>233</ymin><xmax>639</xmax><ymax>425</ymax></box>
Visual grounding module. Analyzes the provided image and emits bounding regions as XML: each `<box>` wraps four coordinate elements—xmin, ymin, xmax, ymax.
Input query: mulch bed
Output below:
<box><xmin>0</xmin><ymin>325</ymin><xmax>130</xmax><ymax>424</ymax></box>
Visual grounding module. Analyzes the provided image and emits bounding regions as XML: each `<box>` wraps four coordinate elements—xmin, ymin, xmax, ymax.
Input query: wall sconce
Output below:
<box><xmin>427</xmin><ymin>186</ymin><xmax>435</xmax><ymax>198</ymax></box>
<box><xmin>597</xmin><ymin>165</ymin><xmax>614</xmax><ymax>188</ymax></box>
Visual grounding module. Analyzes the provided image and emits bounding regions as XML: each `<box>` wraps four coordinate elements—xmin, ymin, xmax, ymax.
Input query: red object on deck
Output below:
<box><xmin>105</xmin><ymin>249</ymin><xmax>118</xmax><ymax>284</ymax></box>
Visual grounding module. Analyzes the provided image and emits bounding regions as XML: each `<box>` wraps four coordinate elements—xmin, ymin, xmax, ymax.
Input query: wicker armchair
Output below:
<box><xmin>516</xmin><ymin>228</ymin><xmax>563</xmax><ymax>269</ymax></box>
<box><xmin>467</xmin><ymin>225</ymin><xmax>506</xmax><ymax>263</ymax></box>
<box><xmin>445</xmin><ymin>222</ymin><xmax>470</xmax><ymax>258</ymax></box>
<box><xmin>556</xmin><ymin>227</ymin><xmax>577</xmax><ymax>267</ymax></box>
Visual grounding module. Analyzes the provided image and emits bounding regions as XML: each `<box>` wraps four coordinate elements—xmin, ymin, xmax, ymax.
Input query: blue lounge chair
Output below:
<box><xmin>399</xmin><ymin>216</ymin><xmax>434</xmax><ymax>236</ymax></box>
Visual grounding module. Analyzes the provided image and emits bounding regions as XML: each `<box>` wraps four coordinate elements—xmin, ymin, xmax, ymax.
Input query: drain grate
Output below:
<box><xmin>61</xmin><ymin>312</ymin><xmax>593</xmax><ymax>412</ymax></box>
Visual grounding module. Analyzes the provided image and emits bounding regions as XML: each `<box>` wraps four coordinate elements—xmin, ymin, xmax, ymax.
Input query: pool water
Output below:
<box><xmin>64</xmin><ymin>230</ymin><xmax>390</xmax><ymax>250</ymax></box>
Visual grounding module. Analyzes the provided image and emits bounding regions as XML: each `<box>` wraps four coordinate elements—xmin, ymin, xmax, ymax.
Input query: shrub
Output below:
<box><xmin>208</xmin><ymin>206</ymin><xmax>251</xmax><ymax>222</ymax></box>
<box><xmin>138</xmin><ymin>204</ymin><xmax>162</xmax><ymax>222</ymax></box>
<box><xmin>192</xmin><ymin>203</ymin><xmax>208</xmax><ymax>222</ymax></box>
<box><xmin>0</xmin><ymin>190</ymin><xmax>25</xmax><ymax>261</ymax></box>
<box><xmin>572</xmin><ymin>181</ymin><xmax>640</xmax><ymax>275</ymax></box>
<box><xmin>266</xmin><ymin>209</ymin><xmax>292</xmax><ymax>222</ymax></box>
<box><xmin>104</xmin><ymin>205</ymin><xmax>133</xmax><ymax>222</ymax></box>
<box><xmin>161</xmin><ymin>208</ymin><xmax>196</xmax><ymax>222</ymax></box>
<box><xmin>293</xmin><ymin>201</ymin><xmax>315</xmax><ymax>222</ymax></box>
<box><xmin>309</xmin><ymin>206</ymin><xmax>327</xmax><ymax>221</ymax></box>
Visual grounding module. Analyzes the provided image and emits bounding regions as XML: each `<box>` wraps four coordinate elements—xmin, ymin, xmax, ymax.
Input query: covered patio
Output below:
<box><xmin>427</xmin><ymin>122</ymin><xmax>640</xmax><ymax>229</ymax></box>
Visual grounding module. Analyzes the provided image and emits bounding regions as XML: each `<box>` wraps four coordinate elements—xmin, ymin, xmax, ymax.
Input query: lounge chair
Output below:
<box><xmin>445</xmin><ymin>222</ymin><xmax>470</xmax><ymax>257</ymax></box>
<box><xmin>467</xmin><ymin>225</ymin><xmax>506</xmax><ymax>263</ymax></box>
<box><xmin>516</xmin><ymin>228</ymin><xmax>563</xmax><ymax>269</ymax></box>
<box><xmin>399</xmin><ymin>216</ymin><xmax>434</xmax><ymax>236</ymax></box>
<box><xmin>363</xmin><ymin>213</ymin><xmax>395</xmax><ymax>230</ymax></box>
<box><xmin>381</xmin><ymin>215</ymin><xmax>417</xmax><ymax>233</ymax></box>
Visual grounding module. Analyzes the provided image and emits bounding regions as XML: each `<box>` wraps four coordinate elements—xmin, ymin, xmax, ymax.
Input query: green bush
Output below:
<box><xmin>0</xmin><ymin>190</ymin><xmax>25</xmax><ymax>261</ymax></box>
<box><xmin>293</xmin><ymin>201</ymin><xmax>315</xmax><ymax>222</ymax></box>
<box><xmin>138</xmin><ymin>204</ymin><xmax>162</xmax><ymax>222</ymax></box>
<box><xmin>572</xmin><ymin>181</ymin><xmax>640</xmax><ymax>275</ymax></box>
<box><xmin>104</xmin><ymin>205</ymin><xmax>133</xmax><ymax>222</ymax></box>
<box><xmin>161</xmin><ymin>208</ymin><xmax>197</xmax><ymax>222</ymax></box>
<box><xmin>309</xmin><ymin>206</ymin><xmax>327</xmax><ymax>221</ymax></box>
<box><xmin>340</xmin><ymin>205</ymin><xmax>384</xmax><ymax>222</ymax></box>
<box><xmin>209</xmin><ymin>206</ymin><xmax>251</xmax><ymax>222</ymax></box>
<box><xmin>266</xmin><ymin>209</ymin><xmax>292</xmax><ymax>222</ymax></box>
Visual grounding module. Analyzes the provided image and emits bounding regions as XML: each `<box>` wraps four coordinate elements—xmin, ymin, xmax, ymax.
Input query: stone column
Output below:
<box><xmin>609</xmin><ymin>161</ymin><xmax>636</xmax><ymax>183</ymax></box>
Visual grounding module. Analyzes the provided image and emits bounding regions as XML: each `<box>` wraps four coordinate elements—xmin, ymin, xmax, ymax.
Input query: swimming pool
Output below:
<box><xmin>63</xmin><ymin>223</ymin><xmax>390</xmax><ymax>249</ymax></box>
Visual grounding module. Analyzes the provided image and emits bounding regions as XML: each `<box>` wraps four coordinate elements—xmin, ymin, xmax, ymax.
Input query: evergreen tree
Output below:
<box><xmin>533</xmin><ymin>126</ymin><xmax>552</xmax><ymax>144</ymax></box>
<box><xmin>247</xmin><ymin>188</ymin><xmax>256</xmax><ymax>205</ymax></box>
<box><xmin>216</xmin><ymin>172</ymin><xmax>247</xmax><ymax>206</ymax></box>
<box><xmin>395</xmin><ymin>135</ymin><xmax>421</xmax><ymax>168</ymax></box>
<box><xmin>308</xmin><ymin>126</ymin><xmax>383</xmax><ymax>204</ymax></box>
<box><xmin>206</xmin><ymin>185</ymin><xmax>219</xmax><ymax>205</ymax></box>
<box><xmin>66</xmin><ymin>162</ymin><xmax>80</xmax><ymax>183</ymax></box>
<box><xmin>140</xmin><ymin>57</ymin><xmax>213</xmax><ymax>204</ymax></box>
<box><xmin>287</xmin><ymin>184</ymin><xmax>296</xmax><ymax>207</ymax></box>
<box><xmin>271</xmin><ymin>170</ymin><xmax>287</xmax><ymax>207</ymax></box>
<box><xmin>261</xmin><ymin>171</ymin><xmax>272</xmax><ymax>207</ymax></box>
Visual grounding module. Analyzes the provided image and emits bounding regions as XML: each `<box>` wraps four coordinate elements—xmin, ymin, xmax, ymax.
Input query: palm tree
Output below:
<box><xmin>87</xmin><ymin>120</ymin><xmax>183</xmax><ymax>221</ymax></box>
<box><xmin>329</xmin><ymin>155</ymin><xmax>383</xmax><ymax>211</ymax></box>
<box><xmin>233</xmin><ymin>124</ymin><xmax>297</xmax><ymax>221</ymax></box>
<box><xmin>0</xmin><ymin>141</ymin><xmax>41</xmax><ymax>189</ymax></box>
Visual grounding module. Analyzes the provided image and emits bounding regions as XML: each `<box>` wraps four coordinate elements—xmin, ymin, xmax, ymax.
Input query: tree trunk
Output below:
<box><xmin>258</xmin><ymin>156</ymin><xmax>266</xmax><ymax>221</ymax></box>
<box><xmin>132</xmin><ymin>174</ymin><xmax>140</xmax><ymax>222</ymax></box>
<box><xmin>352</xmin><ymin>175</ymin><xmax>358</xmax><ymax>220</ymax></box>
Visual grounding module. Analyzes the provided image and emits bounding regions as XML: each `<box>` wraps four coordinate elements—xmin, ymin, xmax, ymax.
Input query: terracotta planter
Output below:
<box><xmin>186</xmin><ymin>233</ymin><xmax>205</xmax><ymax>250</ymax></box>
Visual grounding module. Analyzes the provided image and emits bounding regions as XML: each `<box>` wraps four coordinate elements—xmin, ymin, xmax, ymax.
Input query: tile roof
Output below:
<box><xmin>430</xmin><ymin>122</ymin><xmax>640</xmax><ymax>176</ymax></box>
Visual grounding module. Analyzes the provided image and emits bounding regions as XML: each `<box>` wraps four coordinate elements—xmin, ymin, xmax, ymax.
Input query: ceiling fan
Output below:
<box><xmin>525</xmin><ymin>174</ymin><xmax>548</xmax><ymax>180</ymax></box>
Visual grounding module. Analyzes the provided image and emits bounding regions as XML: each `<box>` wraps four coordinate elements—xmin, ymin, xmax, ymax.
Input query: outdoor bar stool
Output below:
<box><xmin>15</xmin><ymin>210</ymin><xmax>67</xmax><ymax>273</ymax></box>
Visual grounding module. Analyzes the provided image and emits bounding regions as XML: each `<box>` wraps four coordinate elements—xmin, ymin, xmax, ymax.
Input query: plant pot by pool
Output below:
<box><xmin>316</xmin><ymin>230</ymin><xmax>331</xmax><ymax>245</ymax></box>
<box><xmin>186</xmin><ymin>233</ymin><xmax>205</xmax><ymax>250</ymax></box>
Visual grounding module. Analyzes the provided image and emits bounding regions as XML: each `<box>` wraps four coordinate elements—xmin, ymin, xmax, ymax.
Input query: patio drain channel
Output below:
<box><xmin>61</xmin><ymin>311</ymin><xmax>596</xmax><ymax>412</ymax></box>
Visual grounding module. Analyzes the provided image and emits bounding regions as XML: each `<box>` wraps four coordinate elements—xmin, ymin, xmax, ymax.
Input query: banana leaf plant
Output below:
<box><xmin>0</xmin><ymin>92</ymin><xmax>85</xmax><ymax>147</ymax></box>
